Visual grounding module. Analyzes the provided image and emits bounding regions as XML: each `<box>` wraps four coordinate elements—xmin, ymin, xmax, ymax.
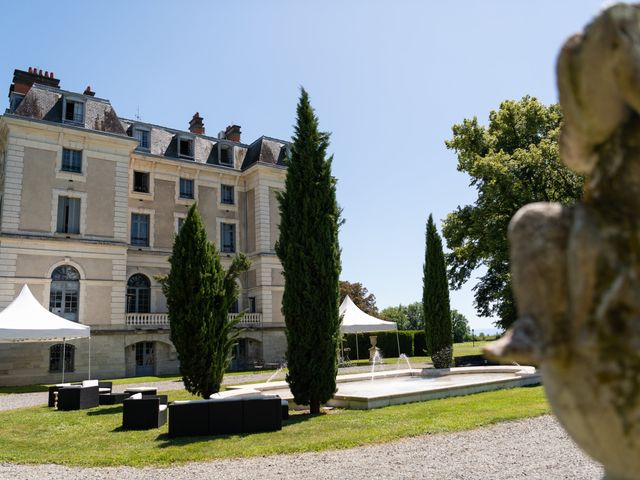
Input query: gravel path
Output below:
<box><xmin>0</xmin><ymin>415</ymin><xmax>603</xmax><ymax>479</ymax></box>
<box><xmin>0</xmin><ymin>362</ymin><xmax>429</xmax><ymax>412</ymax></box>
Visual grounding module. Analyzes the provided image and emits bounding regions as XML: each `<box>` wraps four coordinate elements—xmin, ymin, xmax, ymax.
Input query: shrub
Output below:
<box><xmin>432</xmin><ymin>346</ymin><xmax>453</xmax><ymax>369</ymax></box>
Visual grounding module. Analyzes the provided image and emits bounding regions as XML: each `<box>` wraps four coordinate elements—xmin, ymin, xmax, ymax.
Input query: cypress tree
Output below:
<box><xmin>275</xmin><ymin>88</ymin><xmax>341</xmax><ymax>414</ymax></box>
<box><xmin>423</xmin><ymin>214</ymin><xmax>453</xmax><ymax>368</ymax></box>
<box><xmin>163</xmin><ymin>204</ymin><xmax>249</xmax><ymax>398</ymax></box>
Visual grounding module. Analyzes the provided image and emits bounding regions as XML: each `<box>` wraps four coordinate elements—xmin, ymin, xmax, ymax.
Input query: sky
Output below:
<box><xmin>0</xmin><ymin>0</ymin><xmax>609</xmax><ymax>333</ymax></box>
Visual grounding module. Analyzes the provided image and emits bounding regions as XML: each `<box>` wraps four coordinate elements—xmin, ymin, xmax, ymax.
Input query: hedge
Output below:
<box><xmin>413</xmin><ymin>330</ymin><xmax>427</xmax><ymax>356</ymax></box>
<box><xmin>341</xmin><ymin>330</ymin><xmax>415</xmax><ymax>360</ymax></box>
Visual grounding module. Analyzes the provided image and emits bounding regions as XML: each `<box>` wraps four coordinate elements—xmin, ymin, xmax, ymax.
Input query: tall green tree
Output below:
<box><xmin>162</xmin><ymin>204</ymin><xmax>249</xmax><ymax>399</ymax></box>
<box><xmin>276</xmin><ymin>88</ymin><xmax>341</xmax><ymax>414</ymax></box>
<box><xmin>423</xmin><ymin>214</ymin><xmax>452</xmax><ymax>368</ymax></box>
<box><xmin>443</xmin><ymin>97</ymin><xmax>583</xmax><ymax>330</ymax></box>
<box><xmin>339</xmin><ymin>281</ymin><xmax>378</xmax><ymax>316</ymax></box>
<box><xmin>380</xmin><ymin>302</ymin><xmax>424</xmax><ymax>330</ymax></box>
<box><xmin>451</xmin><ymin>309</ymin><xmax>471</xmax><ymax>343</ymax></box>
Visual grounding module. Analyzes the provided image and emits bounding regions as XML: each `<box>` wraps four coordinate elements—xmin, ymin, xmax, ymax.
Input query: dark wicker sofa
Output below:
<box><xmin>168</xmin><ymin>395</ymin><xmax>282</xmax><ymax>437</ymax></box>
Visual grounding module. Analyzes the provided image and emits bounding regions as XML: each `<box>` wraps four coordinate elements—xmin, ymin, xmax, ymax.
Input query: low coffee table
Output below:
<box><xmin>99</xmin><ymin>392</ymin><xmax>128</xmax><ymax>405</ymax></box>
<box><xmin>124</xmin><ymin>387</ymin><xmax>157</xmax><ymax>397</ymax></box>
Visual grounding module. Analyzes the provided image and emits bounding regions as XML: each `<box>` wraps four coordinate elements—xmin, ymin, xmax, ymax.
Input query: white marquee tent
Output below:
<box><xmin>0</xmin><ymin>284</ymin><xmax>91</xmax><ymax>382</ymax></box>
<box><xmin>339</xmin><ymin>295</ymin><xmax>399</xmax><ymax>360</ymax></box>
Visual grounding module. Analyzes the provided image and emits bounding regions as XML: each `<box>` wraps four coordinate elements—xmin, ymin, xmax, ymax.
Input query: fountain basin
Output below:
<box><xmin>226</xmin><ymin>366</ymin><xmax>540</xmax><ymax>410</ymax></box>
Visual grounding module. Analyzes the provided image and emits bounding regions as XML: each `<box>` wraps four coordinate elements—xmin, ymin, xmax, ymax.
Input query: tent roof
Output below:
<box><xmin>339</xmin><ymin>295</ymin><xmax>397</xmax><ymax>333</ymax></box>
<box><xmin>0</xmin><ymin>285</ymin><xmax>90</xmax><ymax>343</ymax></box>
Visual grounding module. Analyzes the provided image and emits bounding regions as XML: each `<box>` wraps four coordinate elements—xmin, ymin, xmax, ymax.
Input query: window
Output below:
<box><xmin>220</xmin><ymin>145</ymin><xmax>232</xmax><ymax>165</ymax></box>
<box><xmin>221</xmin><ymin>184</ymin><xmax>234</xmax><ymax>205</ymax></box>
<box><xmin>61</xmin><ymin>148</ymin><xmax>82</xmax><ymax>173</ymax></box>
<box><xmin>229</xmin><ymin>300</ymin><xmax>239</xmax><ymax>314</ymax></box>
<box><xmin>64</xmin><ymin>99</ymin><xmax>84</xmax><ymax>124</ymax></box>
<box><xmin>178</xmin><ymin>137</ymin><xmax>194</xmax><ymax>158</ymax></box>
<box><xmin>131</xmin><ymin>213</ymin><xmax>150</xmax><ymax>246</ymax></box>
<box><xmin>127</xmin><ymin>274</ymin><xmax>150</xmax><ymax>313</ymax></box>
<box><xmin>221</xmin><ymin>223</ymin><xmax>236</xmax><ymax>253</ymax></box>
<box><xmin>50</xmin><ymin>265</ymin><xmax>80</xmax><ymax>322</ymax></box>
<box><xmin>133</xmin><ymin>128</ymin><xmax>150</xmax><ymax>149</ymax></box>
<box><xmin>56</xmin><ymin>197</ymin><xmax>80</xmax><ymax>234</ymax></box>
<box><xmin>179</xmin><ymin>178</ymin><xmax>194</xmax><ymax>199</ymax></box>
<box><xmin>133</xmin><ymin>171</ymin><xmax>150</xmax><ymax>193</ymax></box>
<box><xmin>49</xmin><ymin>344</ymin><xmax>75</xmax><ymax>373</ymax></box>
<box><xmin>248</xmin><ymin>296</ymin><xmax>256</xmax><ymax>313</ymax></box>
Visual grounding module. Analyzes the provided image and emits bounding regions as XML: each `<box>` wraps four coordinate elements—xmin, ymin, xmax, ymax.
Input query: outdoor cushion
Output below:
<box><xmin>159</xmin><ymin>404</ymin><xmax>167</xmax><ymax>412</ymax></box>
<box><xmin>82</xmin><ymin>380</ymin><xmax>99</xmax><ymax>387</ymax></box>
<box><xmin>129</xmin><ymin>393</ymin><xmax>143</xmax><ymax>399</ymax></box>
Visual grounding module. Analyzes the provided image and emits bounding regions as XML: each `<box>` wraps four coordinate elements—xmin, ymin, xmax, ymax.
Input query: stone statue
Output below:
<box><xmin>484</xmin><ymin>5</ymin><xmax>640</xmax><ymax>479</ymax></box>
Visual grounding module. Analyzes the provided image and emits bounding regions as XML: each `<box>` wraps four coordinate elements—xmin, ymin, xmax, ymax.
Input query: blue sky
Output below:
<box><xmin>1</xmin><ymin>0</ymin><xmax>607</xmax><ymax>332</ymax></box>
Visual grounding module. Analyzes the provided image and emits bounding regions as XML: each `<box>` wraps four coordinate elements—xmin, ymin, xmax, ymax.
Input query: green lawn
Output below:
<box><xmin>0</xmin><ymin>386</ymin><xmax>548</xmax><ymax>467</ymax></box>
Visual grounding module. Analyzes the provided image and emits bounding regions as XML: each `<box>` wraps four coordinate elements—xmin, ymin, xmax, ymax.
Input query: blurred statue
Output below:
<box><xmin>485</xmin><ymin>5</ymin><xmax>640</xmax><ymax>479</ymax></box>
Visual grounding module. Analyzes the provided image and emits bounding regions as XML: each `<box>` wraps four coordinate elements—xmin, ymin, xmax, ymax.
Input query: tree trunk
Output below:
<box><xmin>310</xmin><ymin>399</ymin><xmax>320</xmax><ymax>414</ymax></box>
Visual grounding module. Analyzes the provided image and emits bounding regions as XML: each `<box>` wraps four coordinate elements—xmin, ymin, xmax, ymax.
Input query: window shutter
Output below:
<box><xmin>68</xmin><ymin>198</ymin><xmax>80</xmax><ymax>233</ymax></box>
<box><xmin>57</xmin><ymin>197</ymin><xmax>66</xmax><ymax>232</ymax></box>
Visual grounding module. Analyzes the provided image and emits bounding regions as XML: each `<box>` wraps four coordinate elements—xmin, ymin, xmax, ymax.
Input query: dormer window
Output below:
<box><xmin>64</xmin><ymin>98</ymin><xmax>84</xmax><ymax>124</ymax></box>
<box><xmin>178</xmin><ymin>137</ymin><xmax>194</xmax><ymax>159</ymax></box>
<box><xmin>133</xmin><ymin>128</ymin><xmax>150</xmax><ymax>150</ymax></box>
<box><xmin>220</xmin><ymin>144</ymin><xmax>233</xmax><ymax>166</ymax></box>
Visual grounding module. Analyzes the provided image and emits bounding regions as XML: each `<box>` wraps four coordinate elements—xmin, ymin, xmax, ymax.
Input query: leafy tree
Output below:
<box><xmin>451</xmin><ymin>309</ymin><xmax>471</xmax><ymax>343</ymax></box>
<box><xmin>275</xmin><ymin>88</ymin><xmax>341</xmax><ymax>414</ymax></box>
<box><xmin>443</xmin><ymin>97</ymin><xmax>583</xmax><ymax>330</ymax></box>
<box><xmin>423</xmin><ymin>214</ymin><xmax>452</xmax><ymax>368</ymax></box>
<box><xmin>380</xmin><ymin>302</ymin><xmax>423</xmax><ymax>330</ymax></box>
<box><xmin>406</xmin><ymin>302</ymin><xmax>424</xmax><ymax>330</ymax></box>
<box><xmin>162</xmin><ymin>204</ymin><xmax>250</xmax><ymax>399</ymax></box>
<box><xmin>339</xmin><ymin>281</ymin><xmax>378</xmax><ymax>316</ymax></box>
<box><xmin>380</xmin><ymin>305</ymin><xmax>408</xmax><ymax>329</ymax></box>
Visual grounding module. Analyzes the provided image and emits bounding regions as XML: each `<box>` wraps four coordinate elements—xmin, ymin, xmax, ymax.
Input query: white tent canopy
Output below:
<box><xmin>339</xmin><ymin>295</ymin><xmax>397</xmax><ymax>334</ymax></box>
<box><xmin>0</xmin><ymin>284</ymin><xmax>90</xmax><ymax>381</ymax></box>
<box><xmin>339</xmin><ymin>295</ymin><xmax>399</xmax><ymax>361</ymax></box>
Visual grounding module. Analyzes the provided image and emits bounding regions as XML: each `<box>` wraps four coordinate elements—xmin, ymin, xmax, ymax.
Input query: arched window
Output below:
<box><xmin>50</xmin><ymin>265</ymin><xmax>80</xmax><ymax>322</ymax></box>
<box><xmin>127</xmin><ymin>274</ymin><xmax>150</xmax><ymax>313</ymax></box>
<box><xmin>49</xmin><ymin>344</ymin><xmax>75</xmax><ymax>372</ymax></box>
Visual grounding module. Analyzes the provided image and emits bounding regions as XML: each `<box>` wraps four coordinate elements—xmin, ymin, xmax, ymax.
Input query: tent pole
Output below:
<box><xmin>355</xmin><ymin>332</ymin><xmax>359</xmax><ymax>361</ymax></box>
<box><xmin>61</xmin><ymin>337</ymin><xmax>66</xmax><ymax>383</ymax></box>
<box><xmin>88</xmin><ymin>336</ymin><xmax>91</xmax><ymax>380</ymax></box>
<box><xmin>396</xmin><ymin>329</ymin><xmax>401</xmax><ymax>359</ymax></box>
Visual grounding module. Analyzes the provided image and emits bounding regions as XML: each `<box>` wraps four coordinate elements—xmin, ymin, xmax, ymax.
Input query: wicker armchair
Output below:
<box><xmin>122</xmin><ymin>394</ymin><xmax>168</xmax><ymax>430</ymax></box>
<box><xmin>57</xmin><ymin>385</ymin><xmax>99</xmax><ymax>410</ymax></box>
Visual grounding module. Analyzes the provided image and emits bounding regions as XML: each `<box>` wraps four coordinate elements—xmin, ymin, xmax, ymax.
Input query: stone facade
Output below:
<box><xmin>0</xmin><ymin>68</ymin><xmax>288</xmax><ymax>386</ymax></box>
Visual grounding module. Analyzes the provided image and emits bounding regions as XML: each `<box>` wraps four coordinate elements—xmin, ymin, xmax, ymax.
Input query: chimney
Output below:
<box><xmin>83</xmin><ymin>85</ymin><xmax>95</xmax><ymax>97</ymax></box>
<box><xmin>224</xmin><ymin>124</ymin><xmax>241</xmax><ymax>142</ymax></box>
<box><xmin>9</xmin><ymin>67</ymin><xmax>60</xmax><ymax>98</ymax></box>
<box><xmin>189</xmin><ymin>112</ymin><xmax>205</xmax><ymax>135</ymax></box>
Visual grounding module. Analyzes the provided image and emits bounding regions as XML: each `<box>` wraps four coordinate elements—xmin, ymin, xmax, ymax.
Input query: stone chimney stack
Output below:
<box><xmin>9</xmin><ymin>67</ymin><xmax>60</xmax><ymax>97</ymax></box>
<box><xmin>189</xmin><ymin>112</ymin><xmax>205</xmax><ymax>135</ymax></box>
<box><xmin>224</xmin><ymin>124</ymin><xmax>241</xmax><ymax>142</ymax></box>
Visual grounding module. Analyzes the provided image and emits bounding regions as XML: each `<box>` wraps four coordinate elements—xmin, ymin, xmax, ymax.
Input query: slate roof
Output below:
<box><xmin>12</xmin><ymin>84</ymin><xmax>125</xmax><ymax>135</ymax></box>
<box><xmin>7</xmin><ymin>80</ymin><xmax>288</xmax><ymax>172</ymax></box>
<box><xmin>242</xmin><ymin>137</ymin><xmax>288</xmax><ymax>169</ymax></box>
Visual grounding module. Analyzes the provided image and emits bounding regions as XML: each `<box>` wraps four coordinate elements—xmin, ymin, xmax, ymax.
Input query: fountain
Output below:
<box><xmin>265</xmin><ymin>362</ymin><xmax>286</xmax><ymax>383</ymax></box>
<box><xmin>370</xmin><ymin>350</ymin><xmax>382</xmax><ymax>381</ymax></box>
<box><xmin>227</xmin><ymin>364</ymin><xmax>539</xmax><ymax>410</ymax></box>
<box><xmin>397</xmin><ymin>353</ymin><xmax>413</xmax><ymax>371</ymax></box>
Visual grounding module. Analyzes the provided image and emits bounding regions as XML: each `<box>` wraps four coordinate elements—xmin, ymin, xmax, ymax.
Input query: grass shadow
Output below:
<box><xmin>87</xmin><ymin>406</ymin><xmax>122</xmax><ymax>416</ymax></box>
